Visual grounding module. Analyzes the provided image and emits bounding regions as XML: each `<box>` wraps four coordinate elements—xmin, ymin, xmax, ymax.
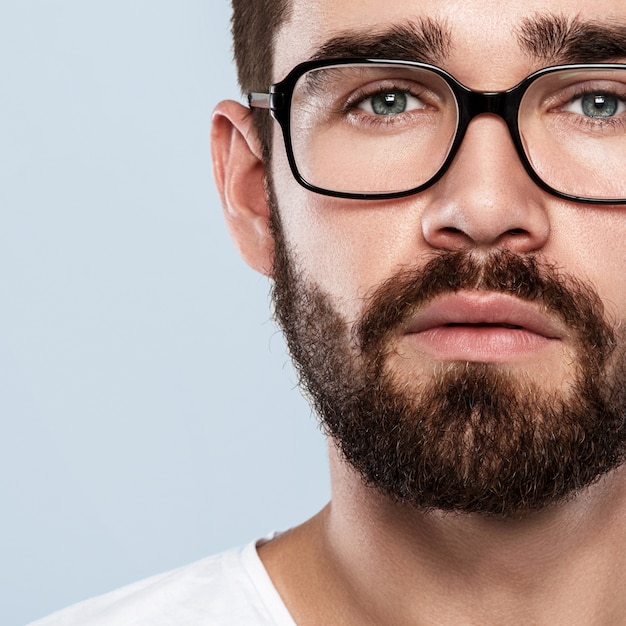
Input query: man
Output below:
<box><xmin>32</xmin><ymin>0</ymin><xmax>626</xmax><ymax>623</ymax></box>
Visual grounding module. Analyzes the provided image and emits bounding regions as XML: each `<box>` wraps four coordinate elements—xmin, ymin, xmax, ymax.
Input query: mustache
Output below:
<box><xmin>357</xmin><ymin>249</ymin><xmax>615</xmax><ymax>361</ymax></box>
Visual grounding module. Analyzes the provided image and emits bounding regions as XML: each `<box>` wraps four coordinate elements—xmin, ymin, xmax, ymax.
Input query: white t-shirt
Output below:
<box><xmin>28</xmin><ymin>537</ymin><xmax>296</xmax><ymax>625</ymax></box>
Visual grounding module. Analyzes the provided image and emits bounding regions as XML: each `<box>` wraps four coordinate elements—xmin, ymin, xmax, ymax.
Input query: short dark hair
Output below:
<box><xmin>231</xmin><ymin>0</ymin><xmax>292</xmax><ymax>159</ymax></box>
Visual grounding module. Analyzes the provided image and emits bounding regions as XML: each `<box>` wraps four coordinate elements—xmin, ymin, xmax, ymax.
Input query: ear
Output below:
<box><xmin>211</xmin><ymin>100</ymin><xmax>273</xmax><ymax>276</ymax></box>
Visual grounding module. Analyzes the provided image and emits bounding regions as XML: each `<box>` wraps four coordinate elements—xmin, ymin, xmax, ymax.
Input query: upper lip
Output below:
<box><xmin>404</xmin><ymin>292</ymin><xmax>564</xmax><ymax>339</ymax></box>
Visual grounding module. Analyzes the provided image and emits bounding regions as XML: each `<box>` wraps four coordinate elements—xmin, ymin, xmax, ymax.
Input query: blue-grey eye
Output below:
<box><xmin>371</xmin><ymin>91</ymin><xmax>407</xmax><ymax>115</ymax></box>
<box><xmin>358</xmin><ymin>90</ymin><xmax>424</xmax><ymax>115</ymax></box>
<box><xmin>565</xmin><ymin>92</ymin><xmax>625</xmax><ymax>118</ymax></box>
<box><xmin>581</xmin><ymin>93</ymin><xmax>618</xmax><ymax>117</ymax></box>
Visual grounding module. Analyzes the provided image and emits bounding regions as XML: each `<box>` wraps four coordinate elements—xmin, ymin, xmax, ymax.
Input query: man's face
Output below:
<box><xmin>265</xmin><ymin>0</ymin><xmax>626</xmax><ymax>515</ymax></box>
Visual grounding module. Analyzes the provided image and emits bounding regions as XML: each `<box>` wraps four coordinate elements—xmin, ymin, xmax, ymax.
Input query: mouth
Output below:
<box><xmin>403</xmin><ymin>292</ymin><xmax>564</xmax><ymax>363</ymax></box>
<box><xmin>444</xmin><ymin>322</ymin><xmax>523</xmax><ymax>329</ymax></box>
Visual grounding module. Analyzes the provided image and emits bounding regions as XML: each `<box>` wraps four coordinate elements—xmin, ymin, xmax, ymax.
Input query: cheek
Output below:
<box><xmin>549</xmin><ymin>207</ymin><xmax>626</xmax><ymax>324</ymax></box>
<box><xmin>271</xmin><ymin>150</ymin><xmax>426</xmax><ymax>320</ymax></box>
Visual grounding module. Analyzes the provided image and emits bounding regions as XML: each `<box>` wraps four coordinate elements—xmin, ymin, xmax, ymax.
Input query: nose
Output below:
<box><xmin>420</xmin><ymin>115</ymin><xmax>550</xmax><ymax>253</ymax></box>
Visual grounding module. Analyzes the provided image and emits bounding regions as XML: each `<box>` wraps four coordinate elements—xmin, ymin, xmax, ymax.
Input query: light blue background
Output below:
<box><xmin>0</xmin><ymin>3</ymin><xmax>329</xmax><ymax>624</ymax></box>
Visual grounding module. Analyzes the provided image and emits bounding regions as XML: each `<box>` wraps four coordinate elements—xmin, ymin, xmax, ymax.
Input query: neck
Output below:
<box><xmin>260</xmin><ymin>443</ymin><xmax>626</xmax><ymax>625</ymax></box>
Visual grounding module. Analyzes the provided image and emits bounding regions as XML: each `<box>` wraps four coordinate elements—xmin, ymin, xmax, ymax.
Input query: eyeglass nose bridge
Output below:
<box><xmin>459</xmin><ymin>89</ymin><xmax>517</xmax><ymax>130</ymax></box>
<box><xmin>444</xmin><ymin>86</ymin><xmax>527</xmax><ymax>177</ymax></box>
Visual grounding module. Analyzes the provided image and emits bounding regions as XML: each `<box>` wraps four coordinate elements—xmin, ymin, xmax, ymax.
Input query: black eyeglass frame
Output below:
<box><xmin>248</xmin><ymin>58</ymin><xmax>626</xmax><ymax>204</ymax></box>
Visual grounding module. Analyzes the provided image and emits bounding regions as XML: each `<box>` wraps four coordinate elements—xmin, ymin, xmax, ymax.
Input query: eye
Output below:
<box><xmin>357</xmin><ymin>89</ymin><xmax>425</xmax><ymax>115</ymax></box>
<box><xmin>563</xmin><ymin>92</ymin><xmax>626</xmax><ymax>118</ymax></box>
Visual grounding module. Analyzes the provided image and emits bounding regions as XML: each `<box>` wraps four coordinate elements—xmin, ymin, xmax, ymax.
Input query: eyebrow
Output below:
<box><xmin>308</xmin><ymin>18</ymin><xmax>452</xmax><ymax>66</ymax></box>
<box><xmin>307</xmin><ymin>13</ymin><xmax>626</xmax><ymax>70</ymax></box>
<box><xmin>517</xmin><ymin>14</ymin><xmax>626</xmax><ymax>64</ymax></box>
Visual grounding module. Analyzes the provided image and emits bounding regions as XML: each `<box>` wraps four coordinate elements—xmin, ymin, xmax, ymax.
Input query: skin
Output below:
<box><xmin>212</xmin><ymin>0</ymin><xmax>626</xmax><ymax>623</ymax></box>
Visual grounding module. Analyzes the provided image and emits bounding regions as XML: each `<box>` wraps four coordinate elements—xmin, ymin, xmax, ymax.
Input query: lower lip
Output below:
<box><xmin>406</xmin><ymin>326</ymin><xmax>557</xmax><ymax>363</ymax></box>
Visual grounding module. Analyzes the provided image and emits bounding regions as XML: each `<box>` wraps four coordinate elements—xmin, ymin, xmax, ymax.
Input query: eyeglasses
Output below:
<box><xmin>249</xmin><ymin>58</ymin><xmax>626</xmax><ymax>204</ymax></box>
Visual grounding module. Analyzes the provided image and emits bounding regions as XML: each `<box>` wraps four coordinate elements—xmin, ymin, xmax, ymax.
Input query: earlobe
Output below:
<box><xmin>211</xmin><ymin>100</ymin><xmax>274</xmax><ymax>276</ymax></box>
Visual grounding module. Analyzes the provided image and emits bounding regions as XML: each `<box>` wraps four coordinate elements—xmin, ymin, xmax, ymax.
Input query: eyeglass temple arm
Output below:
<box><xmin>248</xmin><ymin>92</ymin><xmax>271</xmax><ymax>109</ymax></box>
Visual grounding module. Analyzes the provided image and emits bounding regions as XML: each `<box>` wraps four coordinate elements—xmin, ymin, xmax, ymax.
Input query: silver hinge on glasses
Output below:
<box><xmin>248</xmin><ymin>92</ymin><xmax>271</xmax><ymax>109</ymax></box>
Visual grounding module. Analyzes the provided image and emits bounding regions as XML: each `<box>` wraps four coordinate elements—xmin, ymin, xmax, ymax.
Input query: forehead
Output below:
<box><xmin>274</xmin><ymin>0</ymin><xmax>626</xmax><ymax>88</ymax></box>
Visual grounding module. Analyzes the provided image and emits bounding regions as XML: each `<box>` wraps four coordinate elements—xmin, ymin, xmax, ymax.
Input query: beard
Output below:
<box><xmin>268</xmin><ymin>195</ymin><xmax>626</xmax><ymax>518</ymax></box>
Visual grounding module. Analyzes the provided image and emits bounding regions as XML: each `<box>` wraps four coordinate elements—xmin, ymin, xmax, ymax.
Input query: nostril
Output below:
<box><xmin>507</xmin><ymin>228</ymin><xmax>526</xmax><ymax>236</ymax></box>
